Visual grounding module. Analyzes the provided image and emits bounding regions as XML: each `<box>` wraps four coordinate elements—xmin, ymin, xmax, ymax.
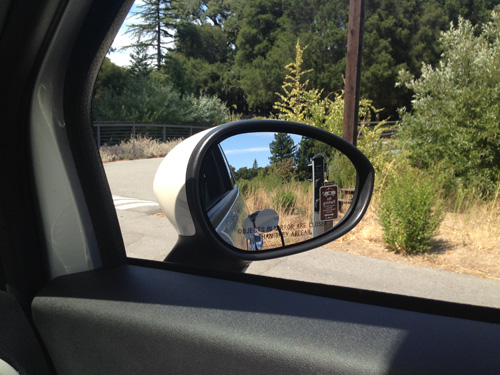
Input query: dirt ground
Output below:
<box><xmin>325</xmin><ymin>209</ymin><xmax>500</xmax><ymax>281</ymax></box>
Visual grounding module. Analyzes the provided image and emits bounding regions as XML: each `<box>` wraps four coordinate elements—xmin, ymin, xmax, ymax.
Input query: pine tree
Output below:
<box><xmin>269</xmin><ymin>133</ymin><xmax>296</xmax><ymax>165</ymax></box>
<box><xmin>295</xmin><ymin>136</ymin><xmax>315</xmax><ymax>180</ymax></box>
<box><xmin>129</xmin><ymin>45</ymin><xmax>152</xmax><ymax>76</ymax></box>
<box><xmin>126</xmin><ymin>0</ymin><xmax>175</xmax><ymax>69</ymax></box>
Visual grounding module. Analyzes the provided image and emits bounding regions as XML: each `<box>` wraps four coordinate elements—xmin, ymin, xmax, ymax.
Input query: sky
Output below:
<box><xmin>107</xmin><ymin>2</ymin><xmax>142</xmax><ymax>67</ymax></box>
<box><xmin>220</xmin><ymin>133</ymin><xmax>302</xmax><ymax>170</ymax></box>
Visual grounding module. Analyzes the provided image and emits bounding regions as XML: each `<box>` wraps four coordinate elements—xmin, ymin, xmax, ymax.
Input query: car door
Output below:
<box><xmin>1</xmin><ymin>0</ymin><xmax>500</xmax><ymax>374</ymax></box>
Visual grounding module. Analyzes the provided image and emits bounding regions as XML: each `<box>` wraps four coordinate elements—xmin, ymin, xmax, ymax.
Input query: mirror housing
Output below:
<box><xmin>154</xmin><ymin>119</ymin><xmax>374</xmax><ymax>271</ymax></box>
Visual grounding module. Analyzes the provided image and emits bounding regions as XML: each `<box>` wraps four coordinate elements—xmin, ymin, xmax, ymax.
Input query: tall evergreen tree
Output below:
<box><xmin>295</xmin><ymin>136</ymin><xmax>315</xmax><ymax>181</ymax></box>
<box><xmin>126</xmin><ymin>0</ymin><xmax>175</xmax><ymax>69</ymax></box>
<box><xmin>173</xmin><ymin>0</ymin><xmax>234</xmax><ymax>26</ymax></box>
<box><xmin>129</xmin><ymin>45</ymin><xmax>152</xmax><ymax>77</ymax></box>
<box><xmin>269</xmin><ymin>133</ymin><xmax>296</xmax><ymax>165</ymax></box>
<box><xmin>124</xmin><ymin>0</ymin><xmax>498</xmax><ymax>118</ymax></box>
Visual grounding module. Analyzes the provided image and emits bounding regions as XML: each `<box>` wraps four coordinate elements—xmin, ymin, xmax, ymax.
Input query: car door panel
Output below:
<box><xmin>32</xmin><ymin>265</ymin><xmax>500</xmax><ymax>374</ymax></box>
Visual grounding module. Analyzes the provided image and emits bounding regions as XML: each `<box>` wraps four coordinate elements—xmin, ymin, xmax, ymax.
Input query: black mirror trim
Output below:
<box><xmin>184</xmin><ymin>119</ymin><xmax>375</xmax><ymax>262</ymax></box>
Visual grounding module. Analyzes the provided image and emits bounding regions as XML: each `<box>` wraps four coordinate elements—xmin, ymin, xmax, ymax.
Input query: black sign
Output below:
<box><xmin>319</xmin><ymin>185</ymin><xmax>338</xmax><ymax>221</ymax></box>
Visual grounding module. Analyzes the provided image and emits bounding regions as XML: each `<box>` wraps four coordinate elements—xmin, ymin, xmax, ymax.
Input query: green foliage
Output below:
<box><xmin>93</xmin><ymin>62</ymin><xmax>230</xmax><ymax>126</ymax></box>
<box><xmin>357</xmin><ymin>121</ymin><xmax>393</xmax><ymax>173</ymax></box>
<box><xmin>398</xmin><ymin>10</ymin><xmax>500</xmax><ymax>194</ymax></box>
<box><xmin>93</xmin><ymin>58</ymin><xmax>128</xmax><ymax>96</ymax></box>
<box><xmin>270</xmin><ymin>158</ymin><xmax>296</xmax><ymax>182</ymax></box>
<box><xmin>269</xmin><ymin>133</ymin><xmax>296</xmax><ymax>165</ymax></box>
<box><xmin>295</xmin><ymin>136</ymin><xmax>316</xmax><ymax>181</ymax></box>
<box><xmin>362</xmin><ymin>0</ymin><xmax>498</xmax><ymax>117</ymax></box>
<box><xmin>129</xmin><ymin>45</ymin><xmax>152</xmax><ymax>77</ymax></box>
<box><xmin>378</xmin><ymin>163</ymin><xmax>445</xmax><ymax>254</ymax></box>
<box><xmin>125</xmin><ymin>0</ymin><xmax>174</xmax><ymax>69</ymax></box>
<box><xmin>273</xmin><ymin>41</ymin><xmax>390</xmax><ymax>172</ymax></box>
<box><xmin>272</xmin><ymin>189</ymin><xmax>297</xmax><ymax>213</ymax></box>
<box><xmin>121</xmin><ymin>0</ymin><xmax>498</xmax><ymax>117</ymax></box>
<box><xmin>237</xmin><ymin>173</ymin><xmax>284</xmax><ymax>196</ymax></box>
<box><xmin>273</xmin><ymin>41</ymin><xmax>320</xmax><ymax>123</ymax></box>
<box><xmin>175</xmin><ymin>22</ymin><xmax>231</xmax><ymax>64</ymax></box>
<box><xmin>328</xmin><ymin>151</ymin><xmax>357</xmax><ymax>189</ymax></box>
<box><xmin>234</xmin><ymin>166</ymin><xmax>259</xmax><ymax>180</ymax></box>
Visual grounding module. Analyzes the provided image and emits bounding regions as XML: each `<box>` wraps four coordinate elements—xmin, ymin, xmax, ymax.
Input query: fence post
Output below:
<box><xmin>162</xmin><ymin>125</ymin><xmax>166</xmax><ymax>142</ymax></box>
<box><xmin>132</xmin><ymin>124</ymin><xmax>136</xmax><ymax>138</ymax></box>
<box><xmin>96</xmin><ymin>123</ymin><xmax>101</xmax><ymax>147</ymax></box>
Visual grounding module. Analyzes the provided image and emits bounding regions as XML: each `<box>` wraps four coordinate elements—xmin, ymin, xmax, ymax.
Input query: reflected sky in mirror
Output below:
<box><xmin>221</xmin><ymin>133</ymin><xmax>302</xmax><ymax>170</ymax></box>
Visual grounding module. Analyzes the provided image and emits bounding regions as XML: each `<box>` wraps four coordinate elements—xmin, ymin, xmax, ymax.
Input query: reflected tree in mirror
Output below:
<box><xmin>203</xmin><ymin>132</ymin><xmax>356</xmax><ymax>251</ymax></box>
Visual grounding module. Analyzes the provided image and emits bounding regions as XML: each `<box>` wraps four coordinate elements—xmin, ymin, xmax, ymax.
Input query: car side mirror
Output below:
<box><xmin>154</xmin><ymin>119</ymin><xmax>374</xmax><ymax>271</ymax></box>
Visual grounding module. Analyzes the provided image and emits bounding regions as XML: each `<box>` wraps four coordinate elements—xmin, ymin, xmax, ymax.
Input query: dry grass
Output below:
<box><xmin>324</xmin><ymin>193</ymin><xmax>500</xmax><ymax>280</ymax></box>
<box><xmin>243</xmin><ymin>184</ymin><xmax>311</xmax><ymax>248</ymax></box>
<box><xmin>442</xmin><ymin>198</ymin><xmax>500</xmax><ymax>251</ymax></box>
<box><xmin>336</xmin><ymin>203</ymin><xmax>384</xmax><ymax>244</ymax></box>
<box><xmin>243</xmin><ymin>182</ymin><xmax>351</xmax><ymax>249</ymax></box>
<box><xmin>100</xmin><ymin>136</ymin><xmax>183</xmax><ymax>162</ymax></box>
<box><xmin>334</xmin><ymin>195</ymin><xmax>500</xmax><ymax>251</ymax></box>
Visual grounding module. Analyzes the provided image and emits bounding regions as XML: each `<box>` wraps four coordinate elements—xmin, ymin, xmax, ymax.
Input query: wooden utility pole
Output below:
<box><xmin>343</xmin><ymin>0</ymin><xmax>366</xmax><ymax>146</ymax></box>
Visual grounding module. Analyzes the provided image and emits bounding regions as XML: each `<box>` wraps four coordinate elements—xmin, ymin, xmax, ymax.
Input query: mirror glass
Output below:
<box><xmin>200</xmin><ymin>132</ymin><xmax>357</xmax><ymax>251</ymax></box>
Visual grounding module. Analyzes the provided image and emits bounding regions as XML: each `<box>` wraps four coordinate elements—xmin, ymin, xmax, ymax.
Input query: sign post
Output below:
<box><xmin>310</xmin><ymin>155</ymin><xmax>337</xmax><ymax>237</ymax></box>
<box><xmin>311</xmin><ymin>155</ymin><xmax>324</xmax><ymax>237</ymax></box>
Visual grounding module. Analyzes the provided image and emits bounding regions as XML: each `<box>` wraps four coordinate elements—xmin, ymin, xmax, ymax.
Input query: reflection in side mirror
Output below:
<box><xmin>201</xmin><ymin>132</ymin><xmax>357</xmax><ymax>251</ymax></box>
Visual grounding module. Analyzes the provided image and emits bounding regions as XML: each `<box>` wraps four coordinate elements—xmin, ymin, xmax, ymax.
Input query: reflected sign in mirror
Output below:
<box><xmin>200</xmin><ymin>132</ymin><xmax>357</xmax><ymax>251</ymax></box>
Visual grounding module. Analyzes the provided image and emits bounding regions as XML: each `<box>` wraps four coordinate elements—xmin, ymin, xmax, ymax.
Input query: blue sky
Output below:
<box><xmin>108</xmin><ymin>2</ymin><xmax>143</xmax><ymax>66</ymax></box>
<box><xmin>220</xmin><ymin>133</ymin><xmax>302</xmax><ymax>170</ymax></box>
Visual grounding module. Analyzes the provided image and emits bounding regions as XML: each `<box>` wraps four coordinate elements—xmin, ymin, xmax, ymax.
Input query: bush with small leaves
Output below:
<box><xmin>378</xmin><ymin>165</ymin><xmax>444</xmax><ymax>254</ymax></box>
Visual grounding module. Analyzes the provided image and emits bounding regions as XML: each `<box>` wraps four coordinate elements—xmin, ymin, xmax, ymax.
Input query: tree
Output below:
<box><xmin>398</xmin><ymin>9</ymin><xmax>500</xmax><ymax>194</ymax></box>
<box><xmin>126</xmin><ymin>0</ymin><xmax>175</xmax><ymax>69</ymax></box>
<box><xmin>232</xmin><ymin>0</ymin><xmax>294</xmax><ymax>113</ymax></box>
<box><xmin>283</xmin><ymin>0</ymin><xmax>349</xmax><ymax>96</ymax></box>
<box><xmin>362</xmin><ymin>0</ymin><xmax>499</xmax><ymax>117</ymax></box>
<box><xmin>269</xmin><ymin>133</ymin><xmax>296</xmax><ymax>165</ymax></box>
<box><xmin>173</xmin><ymin>0</ymin><xmax>234</xmax><ymax>26</ymax></box>
<box><xmin>93</xmin><ymin>58</ymin><xmax>128</xmax><ymax>97</ymax></box>
<box><xmin>126</xmin><ymin>0</ymin><xmax>498</xmax><ymax>118</ymax></box>
<box><xmin>295</xmin><ymin>136</ymin><xmax>315</xmax><ymax>181</ymax></box>
<box><xmin>92</xmin><ymin>59</ymin><xmax>230</xmax><ymax>126</ymax></box>
<box><xmin>129</xmin><ymin>45</ymin><xmax>152</xmax><ymax>77</ymax></box>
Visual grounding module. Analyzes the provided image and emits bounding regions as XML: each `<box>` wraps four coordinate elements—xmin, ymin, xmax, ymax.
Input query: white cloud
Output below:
<box><xmin>224</xmin><ymin>147</ymin><xmax>270</xmax><ymax>155</ymax></box>
<box><xmin>107</xmin><ymin>2</ymin><xmax>142</xmax><ymax>66</ymax></box>
<box><xmin>109</xmin><ymin>30</ymin><xmax>134</xmax><ymax>66</ymax></box>
<box><xmin>108</xmin><ymin>51</ymin><xmax>131</xmax><ymax>67</ymax></box>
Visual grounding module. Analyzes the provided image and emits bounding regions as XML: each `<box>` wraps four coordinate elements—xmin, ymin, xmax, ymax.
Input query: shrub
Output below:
<box><xmin>397</xmin><ymin>11</ymin><xmax>500</xmax><ymax>195</ymax></box>
<box><xmin>93</xmin><ymin>70</ymin><xmax>230</xmax><ymax>126</ymax></box>
<box><xmin>272</xmin><ymin>189</ymin><xmax>297</xmax><ymax>214</ymax></box>
<box><xmin>100</xmin><ymin>136</ymin><xmax>182</xmax><ymax>162</ymax></box>
<box><xmin>378</xmin><ymin>165</ymin><xmax>444</xmax><ymax>254</ymax></box>
<box><xmin>327</xmin><ymin>151</ymin><xmax>357</xmax><ymax>189</ymax></box>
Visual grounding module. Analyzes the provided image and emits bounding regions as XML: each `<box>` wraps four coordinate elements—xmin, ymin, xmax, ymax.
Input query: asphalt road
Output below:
<box><xmin>103</xmin><ymin>158</ymin><xmax>500</xmax><ymax>308</ymax></box>
<box><xmin>104</xmin><ymin>158</ymin><xmax>177</xmax><ymax>260</ymax></box>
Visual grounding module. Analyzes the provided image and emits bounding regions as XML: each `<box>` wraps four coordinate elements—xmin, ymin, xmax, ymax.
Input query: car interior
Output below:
<box><xmin>1</xmin><ymin>0</ymin><xmax>500</xmax><ymax>374</ymax></box>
